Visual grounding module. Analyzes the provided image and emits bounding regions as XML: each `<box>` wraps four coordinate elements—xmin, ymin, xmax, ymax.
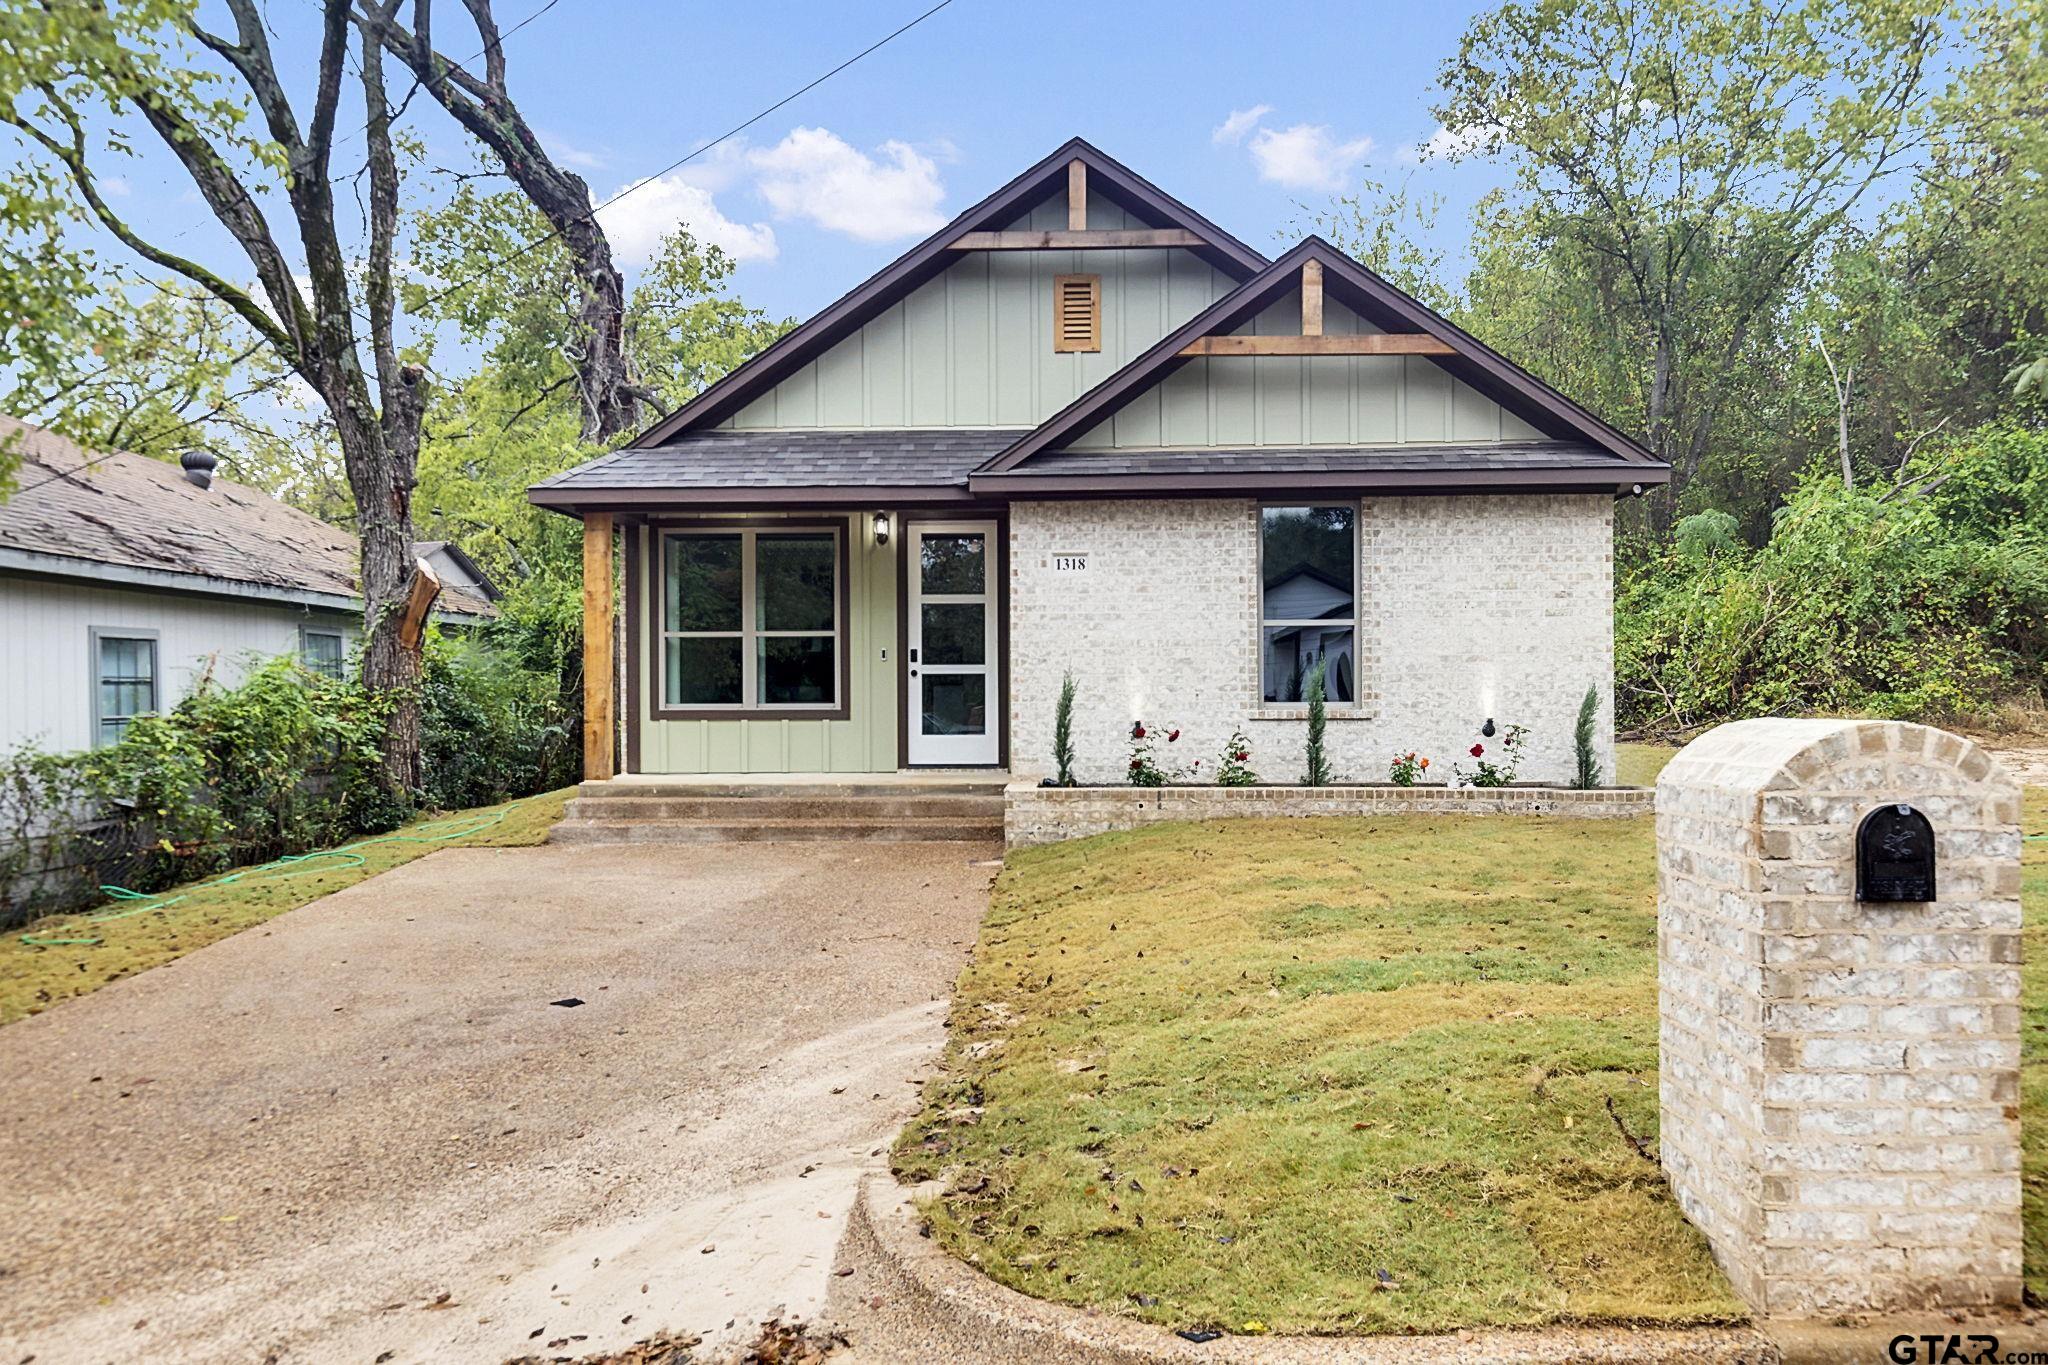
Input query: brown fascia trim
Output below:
<box><xmin>968</xmin><ymin>465</ymin><xmax>1669</xmax><ymax>498</ymax></box>
<box><xmin>528</xmin><ymin>484</ymin><xmax>978</xmax><ymax>516</ymax></box>
<box><xmin>979</xmin><ymin>237</ymin><xmax>1660</xmax><ymax>474</ymax></box>
<box><xmin>626</xmin><ymin>139</ymin><xmax>1270</xmax><ymax>446</ymax></box>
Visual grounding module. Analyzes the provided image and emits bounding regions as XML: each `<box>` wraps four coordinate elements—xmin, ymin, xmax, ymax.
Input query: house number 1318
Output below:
<box><xmin>1052</xmin><ymin>554</ymin><xmax>1088</xmax><ymax>573</ymax></box>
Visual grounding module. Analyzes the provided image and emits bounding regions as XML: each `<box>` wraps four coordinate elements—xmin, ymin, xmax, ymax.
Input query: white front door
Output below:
<box><xmin>906</xmin><ymin>521</ymin><xmax>999</xmax><ymax>766</ymax></box>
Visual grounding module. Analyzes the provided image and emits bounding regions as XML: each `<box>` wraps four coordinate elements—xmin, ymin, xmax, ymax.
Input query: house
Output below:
<box><xmin>0</xmin><ymin>416</ymin><xmax>497</xmax><ymax>753</ymax></box>
<box><xmin>532</xmin><ymin>140</ymin><xmax>1667</xmax><ymax>786</ymax></box>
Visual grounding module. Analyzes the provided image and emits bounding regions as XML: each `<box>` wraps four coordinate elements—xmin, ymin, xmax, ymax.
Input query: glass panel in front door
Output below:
<box><xmin>909</xmin><ymin>526</ymin><xmax>997</xmax><ymax>765</ymax></box>
<box><xmin>920</xmin><ymin>533</ymin><xmax>984</xmax><ymax>594</ymax></box>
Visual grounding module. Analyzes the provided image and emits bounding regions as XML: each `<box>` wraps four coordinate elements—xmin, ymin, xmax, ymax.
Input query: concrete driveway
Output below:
<box><xmin>0</xmin><ymin>839</ymin><xmax>997</xmax><ymax>1364</ymax></box>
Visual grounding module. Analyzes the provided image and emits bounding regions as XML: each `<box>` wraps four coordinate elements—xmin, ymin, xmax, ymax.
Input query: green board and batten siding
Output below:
<box><xmin>631</xmin><ymin>516</ymin><xmax>899</xmax><ymax>774</ymax></box>
<box><xmin>1070</xmin><ymin>291</ymin><xmax>1546</xmax><ymax>449</ymax></box>
<box><xmin>719</xmin><ymin>193</ymin><xmax>1239</xmax><ymax>431</ymax></box>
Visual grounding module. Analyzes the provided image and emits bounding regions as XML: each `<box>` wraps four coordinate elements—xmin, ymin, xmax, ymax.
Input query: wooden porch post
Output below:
<box><xmin>582</xmin><ymin>513</ymin><xmax>616</xmax><ymax>781</ymax></box>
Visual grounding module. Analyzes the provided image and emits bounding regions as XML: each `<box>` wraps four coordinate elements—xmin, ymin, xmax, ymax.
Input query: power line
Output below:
<box><xmin>416</xmin><ymin>0</ymin><xmax>958</xmax><ymax>309</ymax></box>
<box><xmin>9</xmin><ymin>0</ymin><xmax>958</xmax><ymax>502</ymax></box>
<box><xmin>156</xmin><ymin>0</ymin><xmax>566</xmax><ymax>246</ymax></box>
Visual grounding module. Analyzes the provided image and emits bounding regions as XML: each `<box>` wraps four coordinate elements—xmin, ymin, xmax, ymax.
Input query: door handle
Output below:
<box><xmin>910</xmin><ymin>648</ymin><xmax>919</xmax><ymax>662</ymax></box>
<box><xmin>910</xmin><ymin>669</ymin><xmax>919</xmax><ymax>677</ymax></box>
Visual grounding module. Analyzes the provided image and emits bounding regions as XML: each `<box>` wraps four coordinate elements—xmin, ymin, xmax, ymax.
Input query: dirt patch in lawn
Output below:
<box><xmin>0</xmin><ymin>787</ymin><xmax>571</xmax><ymax>1024</ymax></box>
<box><xmin>895</xmin><ymin>813</ymin><xmax>1745</xmax><ymax>1336</ymax></box>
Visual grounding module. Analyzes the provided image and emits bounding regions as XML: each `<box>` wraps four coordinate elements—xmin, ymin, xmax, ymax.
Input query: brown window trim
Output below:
<box><xmin>649</xmin><ymin>517</ymin><xmax>852</xmax><ymax>722</ymax></box>
<box><xmin>1256</xmin><ymin>499</ymin><xmax>1370</xmax><ymax>717</ymax></box>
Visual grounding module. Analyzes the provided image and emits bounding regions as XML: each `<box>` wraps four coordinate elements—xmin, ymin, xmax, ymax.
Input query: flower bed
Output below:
<box><xmin>1004</xmin><ymin>778</ymin><xmax>1652</xmax><ymax>849</ymax></box>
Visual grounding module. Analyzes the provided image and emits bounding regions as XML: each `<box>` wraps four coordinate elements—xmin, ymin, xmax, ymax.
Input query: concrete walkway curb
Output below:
<box><xmin>831</xmin><ymin>1174</ymin><xmax>1780</xmax><ymax>1364</ymax></box>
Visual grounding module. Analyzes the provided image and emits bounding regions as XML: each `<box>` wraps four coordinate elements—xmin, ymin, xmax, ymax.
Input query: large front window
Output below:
<box><xmin>1260</xmin><ymin>506</ymin><xmax>1356</xmax><ymax>704</ymax></box>
<box><xmin>661</xmin><ymin>527</ymin><xmax>841</xmax><ymax>711</ymax></box>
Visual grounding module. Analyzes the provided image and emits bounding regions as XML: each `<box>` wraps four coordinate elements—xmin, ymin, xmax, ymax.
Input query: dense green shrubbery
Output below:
<box><xmin>0</xmin><ymin>627</ymin><xmax>576</xmax><ymax>926</ymax></box>
<box><xmin>421</xmin><ymin>631</ymin><xmax>578</xmax><ymax>811</ymax></box>
<box><xmin>1617</xmin><ymin>423</ymin><xmax>2048</xmax><ymax>735</ymax></box>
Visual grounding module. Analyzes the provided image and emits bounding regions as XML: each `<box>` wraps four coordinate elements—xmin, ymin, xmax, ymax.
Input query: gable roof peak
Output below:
<box><xmin>626</xmin><ymin>138</ymin><xmax>1268</xmax><ymax>448</ymax></box>
<box><xmin>977</xmin><ymin>232</ymin><xmax>1663</xmax><ymax>472</ymax></box>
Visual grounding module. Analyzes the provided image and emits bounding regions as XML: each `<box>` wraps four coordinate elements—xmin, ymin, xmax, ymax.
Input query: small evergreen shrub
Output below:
<box><xmin>1051</xmin><ymin>671</ymin><xmax>1077</xmax><ymax>787</ymax></box>
<box><xmin>1573</xmin><ymin>686</ymin><xmax>1602</xmax><ymax>789</ymax></box>
<box><xmin>1301</xmin><ymin>660</ymin><xmax>1331</xmax><ymax>786</ymax></box>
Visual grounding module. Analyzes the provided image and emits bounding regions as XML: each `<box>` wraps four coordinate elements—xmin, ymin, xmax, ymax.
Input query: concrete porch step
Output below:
<box><xmin>548</xmin><ymin>816</ymin><xmax>1002</xmax><ymax>845</ymax></box>
<box><xmin>564</xmin><ymin>794</ymin><xmax>1005</xmax><ymax>822</ymax></box>
<box><xmin>574</xmin><ymin>779</ymin><xmax>1008</xmax><ymax>800</ymax></box>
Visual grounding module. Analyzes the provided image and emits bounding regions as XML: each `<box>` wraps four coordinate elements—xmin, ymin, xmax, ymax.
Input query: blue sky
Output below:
<box><xmin>99</xmin><ymin>0</ymin><xmax>1515</xmax><ymax>326</ymax></box>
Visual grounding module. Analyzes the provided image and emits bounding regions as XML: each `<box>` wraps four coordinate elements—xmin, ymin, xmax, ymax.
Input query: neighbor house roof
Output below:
<box><xmin>0</xmin><ymin>415</ymin><xmax>495</xmax><ymax>619</ymax></box>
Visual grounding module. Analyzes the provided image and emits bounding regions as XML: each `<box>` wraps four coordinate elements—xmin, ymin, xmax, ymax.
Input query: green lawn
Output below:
<box><xmin>1</xmin><ymin>787</ymin><xmax>572</xmax><ymax>1025</ymax></box>
<box><xmin>897</xmin><ymin>787</ymin><xmax>2048</xmax><ymax>1337</ymax></box>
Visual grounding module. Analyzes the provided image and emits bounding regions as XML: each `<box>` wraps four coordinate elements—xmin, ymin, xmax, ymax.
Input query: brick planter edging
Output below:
<box><xmin>1004</xmin><ymin>778</ymin><xmax>1653</xmax><ymax>849</ymax></box>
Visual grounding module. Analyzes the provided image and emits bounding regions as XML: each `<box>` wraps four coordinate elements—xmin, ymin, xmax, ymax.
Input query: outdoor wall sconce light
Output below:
<box><xmin>1481</xmin><ymin>717</ymin><xmax>1497</xmax><ymax>738</ymax></box>
<box><xmin>873</xmin><ymin>511</ymin><xmax>891</xmax><ymax>545</ymax></box>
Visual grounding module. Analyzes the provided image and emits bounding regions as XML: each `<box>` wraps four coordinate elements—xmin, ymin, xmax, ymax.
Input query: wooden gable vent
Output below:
<box><xmin>1053</xmin><ymin>274</ymin><xmax>1101</xmax><ymax>353</ymax></box>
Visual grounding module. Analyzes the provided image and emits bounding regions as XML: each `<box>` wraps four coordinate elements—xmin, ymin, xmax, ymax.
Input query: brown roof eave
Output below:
<box><xmin>526</xmin><ymin>483</ymin><xmax>979</xmax><ymax>517</ymax></box>
<box><xmin>968</xmin><ymin>465</ymin><xmax>1670</xmax><ymax>498</ymax></box>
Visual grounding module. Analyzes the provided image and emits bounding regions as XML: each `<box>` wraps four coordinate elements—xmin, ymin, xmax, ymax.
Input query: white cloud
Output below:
<box><xmin>102</xmin><ymin>175</ymin><xmax>131</xmax><ymax>196</ymax></box>
<box><xmin>595</xmin><ymin>176</ymin><xmax>777</xmax><ymax>264</ymax></box>
<box><xmin>1211</xmin><ymin>105</ymin><xmax>1272</xmax><ymax>146</ymax></box>
<box><xmin>1247</xmin><ymin>123</ymin><xmax>1374</xmax><ymax>191</ymax></box>
<box><xmin>540</xmin><ymin>130</ymin><xmax>609</xmax><ymax>171</ymax></box>
<box><xmin>1397</xmin><ymin>124</ymin><xmax>1487</xmax><ymax>165</ymax></box>
<box><xmin>747</xmin><ymin>127</ymin><xmax>946</xmax><ymax>244</ymax></box>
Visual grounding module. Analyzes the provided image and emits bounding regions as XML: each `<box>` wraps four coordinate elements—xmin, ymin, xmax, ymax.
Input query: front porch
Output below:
<box><xmin>577</xmin><ymin>505</ymin><xmax>1008</xmax><ymax>782</ymax></box>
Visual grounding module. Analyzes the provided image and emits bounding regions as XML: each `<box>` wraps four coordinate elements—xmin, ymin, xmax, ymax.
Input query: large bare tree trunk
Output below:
<box><xmin>9</xmin><ymin>0</ymin><xmax>433</xmax><ymax>792</ymax></box>
<box><xmin>364</xmin><ymin>1</ymin><xmax>646</xmax><ymax>444</ymax></box>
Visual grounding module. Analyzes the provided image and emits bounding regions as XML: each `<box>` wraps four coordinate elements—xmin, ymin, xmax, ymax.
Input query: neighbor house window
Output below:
<box><xmin>660</xmin><ymin>527</ymin><xmax>841</xmax><ymax>711</ymax></box>
<box><xmin>1260</xmin><ymin>506</ymin><xmax>1356</xmax><ymax>705</ymax></box>
<box><xmin>301</xmin><ymin>628</ymin><xmax>346</xmax><ymax>680</ymax></box>
<box><xmin>92</xmin><ymin>630</ymin><xmax>158</xmax><ymax>746</ymax></box>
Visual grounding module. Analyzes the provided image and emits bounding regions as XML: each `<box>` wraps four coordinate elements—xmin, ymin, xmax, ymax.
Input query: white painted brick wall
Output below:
<box><xmin>1006</xmin><ymin>495</ymin><xmax>1615</xmax><ymax>786</ymax></box>
<box><xmin>1656</xmin><ymin>718</ymin><xmax>2023</xmax><ymax>1317</ymax></box>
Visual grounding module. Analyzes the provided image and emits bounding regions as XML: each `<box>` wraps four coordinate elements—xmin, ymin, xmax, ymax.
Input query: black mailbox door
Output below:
<box><xmin>1855</xmin><ymin>803</ymin><xmax>1937</xmax><ymax>903</ymax></box>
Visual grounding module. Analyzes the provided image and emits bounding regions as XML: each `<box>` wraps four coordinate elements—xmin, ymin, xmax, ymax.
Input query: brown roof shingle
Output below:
<box><xmin>0</xmin><ymin>416</ymin><xmax>494</xmax><ymax>617</ymax></box>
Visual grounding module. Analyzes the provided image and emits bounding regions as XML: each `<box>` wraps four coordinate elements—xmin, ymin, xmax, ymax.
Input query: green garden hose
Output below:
<box><xmin>17</xmin><ymin>798</ymin><xmax>530</xmax><ymax>948</ymax></box>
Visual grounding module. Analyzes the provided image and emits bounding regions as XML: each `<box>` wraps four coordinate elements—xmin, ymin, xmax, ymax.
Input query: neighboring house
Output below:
<box><xmin>0</xmin><ymin>416</ymin><xmax>497</xmax><ymax>753</ymax></box>
<box><xmin>532</xmin><ymin>139</ymin><xmax>1668</xmax><ymax>784</ymax></box>
<box><xmin>413</xmin><ymin>540</ymin><xmax>502</xmax><ymax>608</ymax></box>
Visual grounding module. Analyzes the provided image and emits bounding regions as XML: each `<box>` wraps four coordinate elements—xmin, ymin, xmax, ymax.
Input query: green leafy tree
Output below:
<box><xmin>1428</xmin><ymin>0</ymin><xmax>1953</xmax><ymax>521</ymax></box>
<box><xmin>2</xmin><ymin>278</ymin><xmax>338</xmax><ymax>497</ymax></box>
<box><xmin>1</xmin><ymin>0</ymin><xmax>437</xmax><ymax>791</ymax></box>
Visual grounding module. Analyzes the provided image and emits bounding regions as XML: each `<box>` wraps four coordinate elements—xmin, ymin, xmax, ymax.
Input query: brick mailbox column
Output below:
<box><xmin>1656</xmin><ymin>717</ymin><xmax>2022</xmax><ymax>1317</ymax></box>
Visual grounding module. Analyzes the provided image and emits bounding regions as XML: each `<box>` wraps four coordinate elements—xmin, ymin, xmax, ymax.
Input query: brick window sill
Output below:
<box><xmin>1248</xmin><ymin>708</ymin><xmax>1378</xmax><ymax>722</ymax></box>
